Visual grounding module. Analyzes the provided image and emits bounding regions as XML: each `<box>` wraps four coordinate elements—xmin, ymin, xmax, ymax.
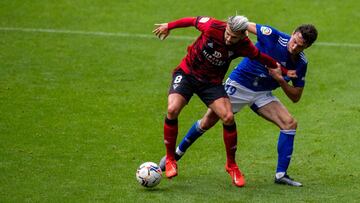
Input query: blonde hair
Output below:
<box><xmin>227</xmin><ymin>16</ymin><xmax>249</xmax><ymax>32</ymax></box>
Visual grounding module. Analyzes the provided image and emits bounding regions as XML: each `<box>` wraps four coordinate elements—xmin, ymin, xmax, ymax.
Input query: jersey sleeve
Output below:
<box><xmin>291</xmin><ymin>57</ymin><xmax>308</xmax><ymax>87</ymax></box>
<box><xmin>256</xmin><ymin>24</ymin><xmax>280</xmax><ymax>45</ymax></box>
<box><xmin>241</xmin><ymin>38</ymin><xmax>280</xmax><ymax>69</ymax></box>
<box><xmin>241</xmin><ymin>38</ymin><xmax>260</xmax><ymax>58</ymax></box>
<box><xmin>167</xmin><ymin>17</ymin><xmax>197</xmax><ymax>30</ymax></box>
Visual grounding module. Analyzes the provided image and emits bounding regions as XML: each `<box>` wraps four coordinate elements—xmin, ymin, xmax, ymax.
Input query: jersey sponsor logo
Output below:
<box><xmin>202</xmin><ymin>49</ymin><xmax>226</xmax><ymax>66</ymax></box>
<box><xmin>199</xmin><ymin>17</ymin><xmax>210</xmax><ymax>23</ymax></box>
<box><xmin>213</xmin><ymin>51</ymin><xmax>222</xmax><ymax>58</ymax></box>
<box><xmin>260</xmin><ymin>26</ymin><xmax>272</xmax><ymax>35</ymax></box>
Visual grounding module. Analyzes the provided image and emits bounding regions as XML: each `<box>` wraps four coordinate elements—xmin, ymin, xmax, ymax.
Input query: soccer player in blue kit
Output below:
<box><xmin>159</xmin><ymin>22</ymin><xmax>318</xmax><ymax>187</ymax></box>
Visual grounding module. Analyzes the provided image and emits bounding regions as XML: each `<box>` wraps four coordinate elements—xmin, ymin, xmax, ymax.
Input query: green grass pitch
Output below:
<box><xmin>0</xmin><ymin>0</ymin><xmax>359</xmax><ymax>202</ymax></box>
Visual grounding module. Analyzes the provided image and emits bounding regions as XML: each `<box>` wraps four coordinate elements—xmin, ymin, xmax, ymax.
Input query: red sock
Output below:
<box><xmin>164</xmin><ymin>117</ymin><xmax>178</xmax><ymax>161</ymax></box>
<box><xmin>223</xmin><ymin>123</ymin><xmax>237</xmax><ymax>167</ymax></box>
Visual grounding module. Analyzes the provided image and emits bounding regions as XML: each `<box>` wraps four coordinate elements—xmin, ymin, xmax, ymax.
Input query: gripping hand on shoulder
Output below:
<box><xmin>277</xmin><ymin>62</ymin><xmax>298</xmax><ymax>78</ymax></box>
<box><xmin>286</xmin><ymin>70</ymin><xmax>297</xmax><ymax>78</ymax></box>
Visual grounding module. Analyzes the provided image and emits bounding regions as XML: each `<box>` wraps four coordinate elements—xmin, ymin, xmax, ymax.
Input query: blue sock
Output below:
<box><xmin>276</xmin><ymin>130</ymin><xmax>296</xmax><ymax>173</ymax></box>
<box><xmin>178</xmin><ymin>120</ymin><xmax>206</xmax><ymax>155</ymax></box>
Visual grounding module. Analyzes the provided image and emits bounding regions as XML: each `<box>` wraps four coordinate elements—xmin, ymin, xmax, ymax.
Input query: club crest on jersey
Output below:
<box><xmin>260</xmin><ymin>26</ymin><xmax>272</xmax><ymax>35</ymax></box>
<box><xmin>199</xmin><ymin>17</ymin><xmax>210</xmax><ymax>23</ymax></box>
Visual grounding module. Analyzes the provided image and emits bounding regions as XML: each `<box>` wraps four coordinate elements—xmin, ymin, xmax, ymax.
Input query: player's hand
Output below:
<box><xmin>269</xmin><ymin>68</ymin><xmax>283</xmax><ymax>81</ymax></box>
<box><xmin>153</xmin><ymin>23</ymin><xmax>170</xmax><ymax>40</ymax></box>
<box><xmin>278</xmin><ymin>63</ymin><xmax>298</xmax><ymax>78</ymax></box>
<box><xmin>287</xmin><ymin>70</ymin><xmax>297</xmax><ymax>78</ymax></box>
<box><xmin>269</xmin><ymin>63</ymin><xmax>283</xmax><ymax>81</ymax></box>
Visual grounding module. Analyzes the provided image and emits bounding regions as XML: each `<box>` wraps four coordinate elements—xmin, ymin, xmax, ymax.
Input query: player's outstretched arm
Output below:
<box><xmin>153</xmin><ymin>17</ymin><xmax>197</xmax><ymax>40</ymax></box>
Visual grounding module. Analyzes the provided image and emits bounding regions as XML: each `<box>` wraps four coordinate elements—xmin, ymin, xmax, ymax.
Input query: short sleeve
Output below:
<box><xmin>291</xmin><ymin>61</ymin><xmax>307</xmax><ymax>87</ymax></box>
<box><xmin>256</xmin><ymin>24</ymin><xmax>280</xmax><ymax>45</ymax></box>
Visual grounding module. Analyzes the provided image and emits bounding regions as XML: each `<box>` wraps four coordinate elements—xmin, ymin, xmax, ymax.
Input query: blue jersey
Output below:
<box><xmin>229</xmin><ymin>24</ymin><xmax>308</xmax><ymax>91</ymax></box>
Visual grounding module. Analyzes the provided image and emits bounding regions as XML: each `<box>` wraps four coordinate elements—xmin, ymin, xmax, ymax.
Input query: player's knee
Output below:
<box><xmin>220</xmin><ymin>112</ymin><xmax>234</xmax><ymax>126</ymax></box>
<box><xmin>282</xmin><ymin>117</ymin><xmax>297</xmax><ymax>130</ymax></box>
<box><xmin>167</xmin><ymin>105</ymin><xmax>180</xmax><ymax>119</ymax></box>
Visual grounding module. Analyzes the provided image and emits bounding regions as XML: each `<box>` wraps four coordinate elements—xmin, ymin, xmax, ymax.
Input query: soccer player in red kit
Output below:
<box><xmin>153</xmin><ymin>16</ymin><xmax>293</xmax><ymax>187</ymax></box>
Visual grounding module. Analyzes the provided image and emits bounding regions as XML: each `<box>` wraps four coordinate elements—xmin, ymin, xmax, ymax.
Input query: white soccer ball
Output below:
<box><xmin>136</xmin><ymin>162</ymin><xmax>162</xmax><ymax>187</ymax></box>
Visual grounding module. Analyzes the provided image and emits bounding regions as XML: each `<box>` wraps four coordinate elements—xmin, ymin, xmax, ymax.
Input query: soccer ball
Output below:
<box><xmin>136</xmin><ymin>162</ymin><xmax>162</xmax><ymax>187</ymax></box>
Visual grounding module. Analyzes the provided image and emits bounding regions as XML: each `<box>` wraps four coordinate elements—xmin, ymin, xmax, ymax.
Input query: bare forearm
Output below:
<box><xmin>247</xmin><ymin>22</ymin><xmax>257</xmax><ymax>34</ymax></box>
<box><xmin>277</xmin><ymin>79</ymin><xmax>303</xmax><ymax>103</ymax></box>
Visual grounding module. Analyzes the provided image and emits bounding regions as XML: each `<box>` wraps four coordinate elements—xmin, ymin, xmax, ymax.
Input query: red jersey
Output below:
<box><xmin>168</xmin><ymin>16</ymin><xmax>260</xmax><ymax>84</ymax></box>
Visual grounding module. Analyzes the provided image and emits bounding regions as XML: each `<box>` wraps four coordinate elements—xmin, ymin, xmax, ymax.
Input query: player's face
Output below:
<box><xmin>224</xmin><ymin>25</ymin><xmax>247</xmax><ymax>45</ymax></box>
<box><xmin>288</xmin><ymin>32</ymin><xmax>308</xmax><ymax>54</ymax></box>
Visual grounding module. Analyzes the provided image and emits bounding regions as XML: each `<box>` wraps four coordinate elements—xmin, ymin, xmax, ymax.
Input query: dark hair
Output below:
<box><xmin>294</xmin><ymin>24</ymin><xmax>318</xmax><ymax>46</ymax></box>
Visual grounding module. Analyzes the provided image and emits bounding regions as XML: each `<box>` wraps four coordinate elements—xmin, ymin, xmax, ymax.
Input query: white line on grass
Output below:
<box><xmin>1</xmin><ymin>27</ymin><xmax>360</xmax><ymax>48</ymax></box>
